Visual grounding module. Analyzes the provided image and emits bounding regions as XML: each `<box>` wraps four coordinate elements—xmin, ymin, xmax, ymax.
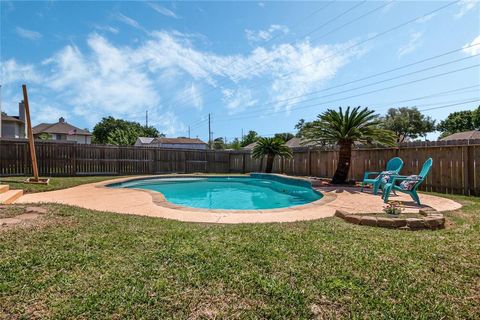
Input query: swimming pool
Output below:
<box><xmin>110</xmin><ymin>175</ymin><xmax>322</xmax><ymax>210</ymax></box>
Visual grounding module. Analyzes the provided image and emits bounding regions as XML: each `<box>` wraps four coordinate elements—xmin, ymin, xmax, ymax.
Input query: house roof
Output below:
<box><xmin>242</xmin><ymin>142</ymin><xmax>258</xmax><ymax>150</ymax></box>
<box><xmin>440</xmin><ymin>130</ymin><xmax>480</xmax><ymax>141</ymax></box>
<box><xmin>1</xmin><ymin>114</ymin><xmax>24</xmax><ymax>123</ymax></box>
<box><xmin>285</xmin><ymin>137</ymin><xmax>316</xmax><ymax>148</ymax></box>
<box><xmin>152</xmin><ymin>137</ymin><xmax>206</xmax><ymax>145</ymax></box>
<box><xmin>242</xmin><ymin>138</ymin><xmax>315</xmax><ymax>150</ymax></box>
<box><xmin>136</xmin><ymin>137</ymin><xmax>155</xmax><ymax>144</ymax></box>
<box><xmin>33</xmin><ymin>121</ymin><xmax>91</xmax><ymax>136</ymax></box>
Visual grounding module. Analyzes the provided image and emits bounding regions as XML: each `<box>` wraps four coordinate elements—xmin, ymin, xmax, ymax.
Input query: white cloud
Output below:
<box><xmin>114</xmin><ymin>12</ymin><xmax>147</xmax><ymax>33</ymax></box>
<box><xmin>148</xmin><ymin>111</ymin><xmax>186</xmax><ymax>135</ymax></box>
<box><xmin>94</xmin><ymin>25</ymin><xmax>119</xmax><ymax>34</ymax></box>
<box><xmin>417</xmin><ymin>13</ymin><xmax>436</xmax><ymax>23</ymax></box>
<box><xmin>463</xmin><ymin>35</ymin><xmax>480</xmax><ymax>56</ymax></box>
<box><xmin>397</xmin><ymin>32</ymin><xmax>423</xmax><ymax>58</ymax></box>
<box><xmin>245</xmin><ymin>24</ymin><xmax>289</xmax><ymax>43</ymax></box>
<box><xmin>1</xmin><ymin>59</ymin><xmax>42</xmax><ymax>84</ymax></box>
<box><xmin>381</xmin><ymin>0</ymin><xmax>396</xmax><ymax>14</ymax></box>
<box><xmin>43</xmin><ymin>34</ymin><xmax>160</xmax><ymax>125</ymax></box>
<box><xmin>177</xmin><ymin>83</ymin><xmax>203</xmax><ymax>110</ymax></box>
<box><xmin>455</xmin><ymin>0</ymin><xmax>479</xmax><ymax>19</ymax></box>
<box><xmin>146</xmin><ymin>2</ymin><xmax>179</xmax><ymax>19</ymax></box>
<box><xmin>15</xmin><ymin>26</ymin><xmax>42</xmax><ymax>40</ymax></box>
<box><xmin>222</xmin><ymin>87</ymin><xmax>258</xmax><ymax>113</ymax></box>
<box><xmin>33</xmin><ymin>105</ymin><xmax>65</xmax><ymax>124</ymax></box>
<box><xmin>1</xmin><ymin>29</ymin><xmax>360</xmax><ymax>133</ymax></box>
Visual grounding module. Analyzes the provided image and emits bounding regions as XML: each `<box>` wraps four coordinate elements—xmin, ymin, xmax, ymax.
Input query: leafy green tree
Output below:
<box><xmin>106</xmin><ymin>127</ymin><xmax>137</xmax><ymax>146</ymax></box>
<box><xmin>37</xmin><ymin>132</ymin><xmax>52</xmax><ymax>140</ymax></box>
<box><xmin>437</xmin><ymin>106</ymin><xmax>480</xmax><ymax>138</ymax></box>
<box><xmin>382</xmin><ymin>107</ymin><xmax>435</xmax><ymax>143</ymax></box>
<box><xmin>295</xmin><ymin>119</ymin><xmax>306</xmax><ymax>137</ymax></box>
<box><xmin>213</xmin><ymin>137</ymin><xmax>226</xmax><ymax>150</ymax></box>
<box><xmin>295</xmin><ymin>118</ymin><xmax>316</xmax><ymax>138</ymax></box>
<box><xmin>240</xmin><ymin>130</ymin><xmax>259</xmax><ymax>147</ymax></box>
<box><xmin>227</xmin><ymin>138</ymin><xmax>242</xmax><ymax>150</ymax></box>
<box><xmin>252</xmin><ymin>137</ymin><xmax>293</xmax><ymax>173</ymax></box>
<box><xmin>302</xmin><ymin>106</ymin><xmax>396</xmax><ymax>184</ymax></box>
<box><xmin>274</xmin><ymin>132</ymin><xmax>294</xmax><ymax>142</ymax></box>
<box><xmin>92</xmin><ymin>116</ymin><xmax>162</xmax><ymax>145</ymax></box>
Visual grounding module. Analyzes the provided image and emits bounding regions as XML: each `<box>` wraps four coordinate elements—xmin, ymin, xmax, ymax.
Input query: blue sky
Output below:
<box><xmin>1</xmin><ymin>0</ymin><xmax>479</xmax><ymax>141</ymax></box>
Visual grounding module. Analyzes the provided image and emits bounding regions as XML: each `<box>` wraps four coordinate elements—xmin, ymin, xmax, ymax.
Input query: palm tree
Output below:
<box><xmin>252</xmin><ymin>137</ymin><xmax>293</xmax><ymax>173</ymax></box>
<box><xmin>302</xmin><ymin>106</ymin><xmax>396</xmax><ymax>184</ymax></box>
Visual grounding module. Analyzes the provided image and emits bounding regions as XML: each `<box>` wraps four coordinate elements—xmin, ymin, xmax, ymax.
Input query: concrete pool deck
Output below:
<box><xmin>16</xmin><ymin>175</ymin><xmax>462</xmax><ymax>224</ymax></box>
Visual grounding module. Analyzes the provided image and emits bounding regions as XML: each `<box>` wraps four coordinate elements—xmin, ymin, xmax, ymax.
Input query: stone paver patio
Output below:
<box><xmin>17</xmin><ymin>175</ymin><xmax>462</xmax><ymax>224</ymax></box>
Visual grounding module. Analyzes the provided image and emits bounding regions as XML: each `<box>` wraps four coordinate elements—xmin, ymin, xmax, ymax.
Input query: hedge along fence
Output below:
<box><xmin>1</xmin><ymin>138</ymin><xmax>479</xmax><ymax>196</ymax></box>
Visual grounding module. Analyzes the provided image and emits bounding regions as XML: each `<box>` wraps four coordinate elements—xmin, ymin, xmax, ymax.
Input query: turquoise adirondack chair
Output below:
<box><xmin>361</xmin><ymin>157</ymin><xmax>404</xmax><ymax>195</ymax></box>
<box><xmin>382</xmin><ymin>158</ymin><xmax>433</xmax><ymax>205</ymax></box>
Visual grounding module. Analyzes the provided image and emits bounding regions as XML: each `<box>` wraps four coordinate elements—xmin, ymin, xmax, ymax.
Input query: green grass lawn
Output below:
<box><xmin>1</xmin><ymin>194</ymin><xmax>479</xmax><ymax>319</ymax></box>
<box><xmin>0</xmin><ymin>176</ymin><xmax>121</xmax><ymax>193</ymax></box>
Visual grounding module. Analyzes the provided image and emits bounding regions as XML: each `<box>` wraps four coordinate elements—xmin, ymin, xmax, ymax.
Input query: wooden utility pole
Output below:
<box><xmin>22</xmin><ymin>84</ymin><xmax>39</xmax><ymax>181</ymax></box>
<box><xmin>208</xmin><ymin>113</ymin><xmax>211</xmax><ymax>149</ymax></box>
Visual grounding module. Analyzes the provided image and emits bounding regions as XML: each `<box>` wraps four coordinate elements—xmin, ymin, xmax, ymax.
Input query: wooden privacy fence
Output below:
<box><xmin>1</xmin><ymin>139</ymin><xmax>479</xmax><ymax>195</ymax></box>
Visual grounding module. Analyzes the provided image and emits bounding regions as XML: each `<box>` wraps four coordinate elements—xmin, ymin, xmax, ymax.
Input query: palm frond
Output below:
<box><xmin>302</xmin><ymin>106</ymin><xmax>397</xmax><ymax>147</ymax></box>
<box><xmin>252</xmin><ymin>137</ymin><xmax>293</xmax><ymax>159</ymax></box>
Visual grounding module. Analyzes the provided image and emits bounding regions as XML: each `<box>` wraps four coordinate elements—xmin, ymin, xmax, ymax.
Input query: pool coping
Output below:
<box><xmin>16</xmin><ymin>174</ymin><xmax>463</xmax><ymax>224</ymax></box>
<box><xmin>99</xmin><ymin>174</ymin><xmax>336</xmax><ymax>214</ymax></box>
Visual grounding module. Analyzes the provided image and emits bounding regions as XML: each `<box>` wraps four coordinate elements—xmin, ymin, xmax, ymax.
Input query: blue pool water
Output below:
<box><xmin>111</xmin><ymin>176</ymin><xmax>322</xmax><ymax>210</ymax></box>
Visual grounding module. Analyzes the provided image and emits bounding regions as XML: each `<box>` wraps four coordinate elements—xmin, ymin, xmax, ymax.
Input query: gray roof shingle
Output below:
<box><xmin>33</xmin><ymin>121</ymin><xmax>91</xmax><ymax>136</ymax></box>
<box><xmin>440</xmin><ymin>130</ymin><xmax>480</xmax><ymax>141</ymax></box>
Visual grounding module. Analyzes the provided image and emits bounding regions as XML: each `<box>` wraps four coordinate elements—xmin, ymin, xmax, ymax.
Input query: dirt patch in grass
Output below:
<box><xmin>0</xmin><ymin>205</ymin><xmax>77</xmax><ymax>234</ymax></box>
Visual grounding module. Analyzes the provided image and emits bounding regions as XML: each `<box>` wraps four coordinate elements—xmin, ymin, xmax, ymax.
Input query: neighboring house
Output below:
<box><xmin>135</xmin><ymin>137</ymin><xmax>207</xmax><ymax>150</ymax></box>
<box><xmin>242</xmin><ymin>138</ymin><xmax>316</xmax><ymax>151</ymax></box>
<box><xmin>285</xmin><ymin>137</ymin><xmax>317</xmax><ymax>148</ymax></box>
<box><xmin>440</xmin><ymin>130</ymin><xmax>480</xmax><ymax>141</ymax></box>
<box><xmin>33</xmin><ymin>117</ymin><xmax>92</xmax><ymax>144</ymax></box>
<box><xmin>0</xmin><ymin>101</ymin><xmax>27</xmax><ymax>139</ymax></box>
<box><xmin>134</xmin><ymin>137</ymin><xmax>155</xmax><ymax>146</ymax></box>
<box><xmin>242</xmin><ymin>142</ymin><xmax>258</xmax><ymax>150</ymax></box>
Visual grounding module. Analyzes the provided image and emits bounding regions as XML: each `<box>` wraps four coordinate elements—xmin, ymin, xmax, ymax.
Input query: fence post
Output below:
<box><xmin>242</xmin><ymin>153</ymin><xmax>246</xmax><ymax>174</ymax></box>
<box><xmin>116</xmin><ymin>147</ymin><xmax>120</xmax><ymax>175</ymax></box>
<box><xmin>72</xmin><ymin>144</ymin><xmax>77</xmax><ymax>176</ymax></box>
<box><xmin>184</xmin><ymin>150</ymin><xmax>187</xmax><ymax>173</ymax></box>
<box><xmin>228</xmin><ymin>152</ymin><xmax>231</xmax><ymax>173</ymax></box>
<box><xmin>465</xmin><ymin>144</ymin><xmax>475</xmax><ymax>196</ymax></box>
<box><xmin>152</xmin><ymin>148</ymin><xmax>157</xmax><ymax>174</ymax></box>
<box><xmin>308</xmin><ymin>148</ymin><xmax>312</xmax><ymax>176</ymax></box>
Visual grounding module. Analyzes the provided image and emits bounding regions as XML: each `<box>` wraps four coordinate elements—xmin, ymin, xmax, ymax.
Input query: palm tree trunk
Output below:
<box><xmin>265</xmin><ymin>154</ymin><xmax>275</xmax><ymax>173</ymax></box>
<box><xmin>332</xmin><ymin>142</ymin><xmax>352</xmax><ymax>184</ymax></box>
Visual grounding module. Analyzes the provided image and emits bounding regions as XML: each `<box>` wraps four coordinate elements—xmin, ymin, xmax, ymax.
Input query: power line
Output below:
<box><xmin>419</xmin><ymin>99</ymin><xmax>480</xmax><ymax>112</ymax></box>
<box><xmin>213</xmin><ymin>64</ymin><xmax>480</xmax><ymax>123</ymax></box>
<box><xmin>309</xmin><ymin>1</ymin><xmax>394</xmax><ymax>43</ymax></box>
<box><xmin>238</xmin><ymin>1</ymin><xmax>460</xmax><ymax>94</ymax></box>
<box><xmin>174</xmin><ymin>0</ymin><xmax>459</xmax><ymax>111</ymax></box>
<box><xmin>171</xmin><ymin>1</ymin><xmax>383</xmax><ymax>110</ymax></box>
<box><xmin>157</xmin><ymin>1</ymin><xmax>337</xmax><ymax>109</ymax></box>
<box><xmin>214</xmin><ymin>52</ymin><xmax>480</xmax><ymax>120</ymax></box>
<box><xmin>185</xmin><ymin>44</ymin><xmax>479</xmax><ymax>128</ymax></box>
<box><xmin>217</xmin><ymin>43</ymin><xmax>480</xmax><ymax>114</ymax></box>
<box><xmin>219</xmin><ymin>97</ymin><xmax>480</xmax><ymax>140</ymax></box>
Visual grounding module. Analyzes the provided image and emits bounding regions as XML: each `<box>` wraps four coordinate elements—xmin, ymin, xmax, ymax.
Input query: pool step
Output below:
<box><xmin>0</xmin><ymin>189</ymin><xmax>24</xmax><ymax>204</ymax></box>
<box><xmin>0</xmin><ymin>184</ymin><xmax>9</xmax><ymax>194</ymax></box>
